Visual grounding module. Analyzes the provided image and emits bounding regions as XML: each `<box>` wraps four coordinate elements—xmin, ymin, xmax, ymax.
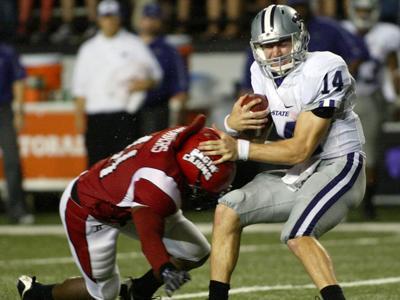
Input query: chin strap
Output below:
<box><xmin>188</xmin><ymin>172</ymin><xmax>232</xmax><ymax>211</ymax></box>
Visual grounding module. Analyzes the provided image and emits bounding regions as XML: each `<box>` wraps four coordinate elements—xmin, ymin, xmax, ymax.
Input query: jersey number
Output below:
<box><xmin>321</xmin><ymin>71</ymin><xmax>343</xmax><ymax>94</ymax></box>
<box><xmin>99</xmin><ymin>148</ymin><xmax>138</xmax><ymax>178</ymax></box>
<box><xmin>99</xmin><ymin>135</ymin><xmax>152</xmax><ymax>178</ymax></box>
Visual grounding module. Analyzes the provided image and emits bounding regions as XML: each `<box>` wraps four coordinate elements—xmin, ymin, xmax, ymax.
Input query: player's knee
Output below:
<box><xmin>88</xmin><ymin>275</ymin><xmax>120</xmax><ymax>300</ymax></box>
<box><xmin>280</xmin><ymin>229</ymin><xmax>292</xmax><ymax>244</ymax></box>
<box><xmin>217</xmin><ymin>189</ymin><xmax>245</xmax><ymax>219</ymax></box>
<box><xmin>101</xmin><ymin>289</ymin><xmax>119</xmax><ymax>300</ymax></box>
<box><xmin>286</xmin><ymin>236</ymin><xmax>301</xmax><ymax>252</ymax></box>
<box><xmin>90</xmin><ymin>288</ymin><xmax>119</xmax><ymax>300</ymax></box>
<box><xmin>214</xmin><ymin>202</ymin><xmax>241</xmax><ymax>232</ymax></box>
<box><xmin>280</xmin><ymin>224</ymin><xmax>313</xmax><ymax>244</ymax></box>
<box><xmin>174</xmin><ymin>252</ymin><xmax>210</xmax><ymax>271</ymax></box>
<box><xmin>286</xmin><ymin>236</ymin><xmax>312</xmax><ymax>256</ymax></box>
<box><xmin>196</xmin><ymin>252</ymin><xmax>209</xmax><ymax>267</ymax></box>
<box><xmin>189</xmin><ymin>252</ymin><xmax>210</xmax><ymax>269</ymax></box>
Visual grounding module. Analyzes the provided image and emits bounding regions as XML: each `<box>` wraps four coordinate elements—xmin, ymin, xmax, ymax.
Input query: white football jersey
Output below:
<box><xmin>251</xmin><ymin>51</ymin><xmax>365</xmax><ymax>161</ymax></box>
<box><xmin>341</xmin><ymin>21</ymin><xmax>400</xmax><ymax>97</ymax></box>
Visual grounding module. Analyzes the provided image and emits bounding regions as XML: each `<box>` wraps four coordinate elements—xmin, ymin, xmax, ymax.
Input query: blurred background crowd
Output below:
<box><xmin>0</xmin><ymin>0</ymin><xmax>400</xmax><ymax>224</ymax></box>
<box><xmin>0</xmin><ymin>0</ymin><xmax>398</xmax><ymax>45</ymax></box>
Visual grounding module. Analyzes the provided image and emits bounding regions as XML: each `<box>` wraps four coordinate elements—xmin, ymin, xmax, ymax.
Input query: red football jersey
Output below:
<box><xmin>75</xmin><ymin>126</ymin><xmax>188</xmax><ymax>224</ymax></box>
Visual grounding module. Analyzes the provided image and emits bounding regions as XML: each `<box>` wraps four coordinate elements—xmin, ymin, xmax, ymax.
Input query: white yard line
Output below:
<box><xmin>1</xmin><ymin>235</ymin><xmax>398</xmax><ymax>267</ymax></box>
<box><xmin>167</xmin><ymin>277</ymin><xmax>400</xmax><ymax>299</ymax></box>
<box><xmin>0</xmin><ymin>252</ymin><xmax>144</xmax><ymax>267</ymax></box>
<box><xmin>1</xmin><ymin>222</ymin><xmax>400</xmax><ymax>236</ymax></box>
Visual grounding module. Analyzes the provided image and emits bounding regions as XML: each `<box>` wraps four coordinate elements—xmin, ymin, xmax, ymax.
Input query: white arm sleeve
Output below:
<box><xmin>71</xmin><ymin>46</ymin><xmax>89</xmax><ymax>98</ymax></box>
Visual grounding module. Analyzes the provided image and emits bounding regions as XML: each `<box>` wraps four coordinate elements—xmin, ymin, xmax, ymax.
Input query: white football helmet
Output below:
<box><xmin>348</xmin><ymin>0</ymin><xmax>380</xmax><ymax>31</ymax></box>
<box><xmin>250</xmin><ymin>4</ymin><xmax>309</xmax><ymax>79</ymax></box>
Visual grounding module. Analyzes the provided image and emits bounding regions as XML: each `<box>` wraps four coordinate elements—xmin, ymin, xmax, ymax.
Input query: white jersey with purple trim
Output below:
<box><xmin>251</xmin><ymin>51</ymin><xmax>365</xmax><ymax>160</ymax></box>
<box><xmin>341</xmin><ymin>21</ymin><xmax>400</xmax><ymax>97</ymax></box>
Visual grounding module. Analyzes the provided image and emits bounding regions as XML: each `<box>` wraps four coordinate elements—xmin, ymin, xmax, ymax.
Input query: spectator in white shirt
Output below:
<box><xmin>72</xmin><ymin>0</ymin><xmax>162</xmax><ymax>167</ymax></box>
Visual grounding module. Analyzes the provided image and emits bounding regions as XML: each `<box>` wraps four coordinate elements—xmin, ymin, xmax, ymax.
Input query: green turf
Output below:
<box><xmin>1</xmin><ymin>204</ymin><xmax>400</xmax><ymax>225</ymax></box>
<box><xmin>2</xmin><ymin>224</ymin><xmax>400</xmax><ymax>299</ymax></box>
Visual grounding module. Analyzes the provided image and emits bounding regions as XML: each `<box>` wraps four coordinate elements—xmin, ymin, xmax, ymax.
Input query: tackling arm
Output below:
<box><xmin>132</xmin><ymin>206</ymin><xmax>171</xmax><ymax>277</ymax></box>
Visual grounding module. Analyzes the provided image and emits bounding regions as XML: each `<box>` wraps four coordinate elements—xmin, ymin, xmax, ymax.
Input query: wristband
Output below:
<box><xmin>224</xmin><ymin>115</ymin><xmax>239</xmax><ymax>136</ymax></box>
<box><xmin>237</xmin><ymin>139</ymin><xmax>250</xmax><ymax>161</ymax></box>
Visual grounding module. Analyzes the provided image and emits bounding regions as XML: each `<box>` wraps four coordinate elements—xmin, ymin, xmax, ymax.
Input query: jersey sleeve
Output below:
<box><xmin>301</xmin><ymin>54</ymin><xmax>354</xmax><ymax>111</ymax></box>
<box><xmin>134</xmin><ymin>178</ymin><xmax>177</xmax><ymax>217</ymax></box>
<box><xmin>132</xmin><ymin>207</ymin><xmax>170</xmax><ymax>273</ymax></box>
<box><xmin>132</xmin><ymin>179</ymin><xmax>177</xmax><ymax>273</ymax></box>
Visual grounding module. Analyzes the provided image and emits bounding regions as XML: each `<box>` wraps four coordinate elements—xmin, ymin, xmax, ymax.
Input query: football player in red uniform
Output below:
<box><xmin>17</xmin><ymin>114</ymin><xmax>236</xmax><ymax>300</ymax></box>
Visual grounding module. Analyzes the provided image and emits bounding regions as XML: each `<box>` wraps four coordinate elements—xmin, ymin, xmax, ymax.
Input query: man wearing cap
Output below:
<box><xmin>72</xmin><ymin>0</ymin><xmax>163</xmax><ymax>167</ymax></box>
<box><xmin>137</xmin><ymin>3</ymin><xmax>189</xmax><ymax>134</ymax></box>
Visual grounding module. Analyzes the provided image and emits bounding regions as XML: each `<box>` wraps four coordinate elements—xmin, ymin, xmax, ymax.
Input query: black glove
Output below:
<box><xmin>160</xmin><ymin>263</ymin><xmax>191</xmax><ymax>296</ymax></box>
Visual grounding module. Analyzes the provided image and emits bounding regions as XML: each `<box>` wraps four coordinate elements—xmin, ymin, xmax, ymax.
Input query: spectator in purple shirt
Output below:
<box><xmin>241</xmin><ymin>0</ymin><xmax>369</xmax><ymax>92</ymax></box>
<box><xmin>0</xmin><ymin>43</ymin><xmax>34</xmax><ymax>224</ymax></box>
<box><xmin>137</xmin><ymin>3</ymin><xmax>189</xmax><ymax>134</ymax></box>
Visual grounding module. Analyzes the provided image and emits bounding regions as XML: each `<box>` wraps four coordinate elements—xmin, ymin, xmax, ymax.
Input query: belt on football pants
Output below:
<box><xmin>70</xmin><ymin>180</ymin><xmax>81</xmax><ymax>206</ymax></box>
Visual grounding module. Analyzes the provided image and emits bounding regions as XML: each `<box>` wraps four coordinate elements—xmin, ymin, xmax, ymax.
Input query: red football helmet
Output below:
<box><xmin>175</xmin><ymin>115</ymin><xmax>236</xmax><ymax>208</ymax></box>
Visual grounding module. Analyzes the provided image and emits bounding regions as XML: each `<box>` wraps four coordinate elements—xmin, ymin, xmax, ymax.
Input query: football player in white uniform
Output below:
<box><xmin>200</xmin><ymin>4</ymin><xmax>366</xmax><ymax>300</ymax></box>
<box><xmin>342</xmin><ymin>0</ymin><xmax>400</xmax><ymax>219</ymax></box>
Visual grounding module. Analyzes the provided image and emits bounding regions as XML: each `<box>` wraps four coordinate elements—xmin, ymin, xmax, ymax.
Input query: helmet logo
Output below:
<box><xmin>292</xmin><ymin>13</ymin><xmax>302</xmax><ymax>27</ymax></box>
<box><xmin>183</xmin><ymin>149</ymin><xmax>218</xmax><ymax>180</ymax></box>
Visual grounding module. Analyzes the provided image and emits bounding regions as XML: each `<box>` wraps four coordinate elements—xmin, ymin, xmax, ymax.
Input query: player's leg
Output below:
<box><xmin>61</xmin><ymin>183</ymin><xmax>122</xmax><ymax>300</ymax></box>
<box><xmin>282</xmin><ymin>153</ymin><xmax>365</xmax><ymax>300</ymax></box>
<box><xmin>18</xmin><ymin>275</ymin><xmax>93</xmax><ymax>300</ymax></box>
<box><xmin>162</xmin><ymin>210</ymin><xmax>211</xmax><ymax>268</ymax></box>
<box><xmin>208</xmin><ymin>202</ymin><xmax>241</xmax><ymax>300</ymax></box>
<box><xmin>118</xmin><ymin>222</ymin><xmax>163</xmax><ymax>299</ymax></box>
<box><xmin>119</xmin><ymin>210</ymin><xmax>211</xmax><ymax>299</ymax></box>
<box><xmin>22</xmin><ymin>180</ymin><xmax>122</xmax><ymax>300</ymax></box>
<box><xmin>209</xmin><ymin>172</ymin><xmax>296</xmax><ymax>300</ymax></box>
<box><xmin>19</xmin><ymin>180</ymin><xmax>122</xmax><ymax>300</ymax></box>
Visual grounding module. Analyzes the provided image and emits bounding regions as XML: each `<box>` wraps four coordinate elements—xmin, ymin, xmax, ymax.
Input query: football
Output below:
<box><xmin>241</xmin><ymin>93</ymin><xmax>269</xmax><ymax>112</ymax></box>
<box><xmin>239</xmin><ymin>93</ymin><xmax>272</xmax><ymax>141</ymax></box>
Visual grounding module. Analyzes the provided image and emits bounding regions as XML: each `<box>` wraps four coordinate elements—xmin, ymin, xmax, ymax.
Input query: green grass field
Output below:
<box><xmin>1</xmin><ymin>208</ymin><xmax>400</xmax><ymax>300</ymax></box>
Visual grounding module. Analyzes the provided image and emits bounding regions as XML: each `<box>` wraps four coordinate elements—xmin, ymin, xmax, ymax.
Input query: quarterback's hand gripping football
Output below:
<box><xmin>160</xmin><ymin>263</ymin><xmax>191</xmax><ymax>296</ymax></box>
<box><xmin>199</xmin><ymin>126</ymin><xmax>239</xmax><ymax>164</ymax></box>
<box><xmin>228</xmin><ymin>94</ymin><xmax>269</xmax><ymax>132</ymax></box>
